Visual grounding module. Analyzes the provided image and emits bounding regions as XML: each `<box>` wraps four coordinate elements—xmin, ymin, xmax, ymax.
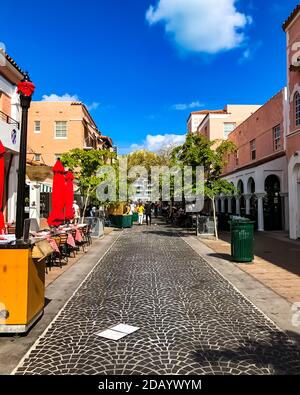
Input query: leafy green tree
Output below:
<box><xmin>172</xmin><ymin>133</ymin><xmax>236</xmax><ymax>239</ymax></box>
<box><xmin>61</xmin><ymin>148</ymin><xmax>115</xmax><ymax>219</ymax></box>
<box><xmin>126</xmin><ymin>149</ymin><xmax>163</xmax><ymax>170</ymax></box>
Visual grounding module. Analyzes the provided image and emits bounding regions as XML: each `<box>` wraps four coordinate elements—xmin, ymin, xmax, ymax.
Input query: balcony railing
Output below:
<box><xmin>0</xmin><ymin>110</ymin><xmax>19</xmax><ymax>128</ymax></box>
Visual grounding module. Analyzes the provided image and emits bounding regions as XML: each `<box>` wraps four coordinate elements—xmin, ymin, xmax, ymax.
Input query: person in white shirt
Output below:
<box><xmin>73</xmin><ymin>201</ymin><xmax>81</xmax><ymax>224</ymax></box>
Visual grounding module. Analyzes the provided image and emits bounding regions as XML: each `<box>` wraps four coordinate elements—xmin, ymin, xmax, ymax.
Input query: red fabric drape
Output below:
<box><xmin>65</xmin><ymin>171</ymin><xmax>74</xmax><ymax>221</ymax></box>
<box><xmin>48</xmin><ymin>159</ymin><xmax>66</xmax><ymax>227</ymax></box>
<box><xmin>0</xmin><ymin>140</ymin><xmax>5</xmax><ymax>234</ymax></box>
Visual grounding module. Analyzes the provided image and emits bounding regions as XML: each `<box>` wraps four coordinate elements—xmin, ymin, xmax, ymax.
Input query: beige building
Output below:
<box><xmin>27</xmin><ymin>101</ymin><xmax>113</xmax><ymax>221</ymax></box>
<box><xmin>28</xmin><ymin>101</ymin><xmax>112</xmax><ymax>166</ymax></box>
<box><xmin>187</xmin><ymin>111</ymin><xmax>210</xmax><ymax>133</ymax></box>
<box><xmin>196</xmin><ymin>105</ymin><xmax>261</xmax><ymax>141</ymax></box>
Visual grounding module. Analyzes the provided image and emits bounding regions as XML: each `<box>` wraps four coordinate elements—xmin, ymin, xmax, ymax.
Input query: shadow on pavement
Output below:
<box><xmin>217</xmin><ymin>232</ymin><xmax>300</xmax><ymax>278</ymax></box>
<box><xmin>208</xmin><ymin>252</ymin><xmax>233</xmax><ymax>262</ymax></box>
<box><xmin>193</xmin><ymin>329</ymin><xmax>300</xmax><ymax>375</ymax></box>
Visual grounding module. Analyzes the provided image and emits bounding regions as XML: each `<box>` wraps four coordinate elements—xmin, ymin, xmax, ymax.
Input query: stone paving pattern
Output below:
<box><xmin>201</xmin><ymin>232</ymin><xmax>300</xmax><ymax>304</ymax></box>
<box><xmin>14</xmin><ymin>226</ymin><xmax>300</xmax><ymax>375</ymax></box>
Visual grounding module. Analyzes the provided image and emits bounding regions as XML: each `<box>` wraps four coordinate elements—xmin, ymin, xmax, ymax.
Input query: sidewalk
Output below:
<box><xmin>0</xmin><ymin>230</ymin><xmax>120</xmax><ymax>375</ymax></box>
<box><xmin>45</xmin><ymin>227</ymin><xmax>117</xmax><ymax>287</ymax></box>
<box><xmin>12</xmin><ymin>224</ymin><xmax>300</xmax><ymax>375</ymax></box>
<box><xmin>198</xmin><ymin>231</ymin><xmax>300</xmax><ymax>305</ymax></box>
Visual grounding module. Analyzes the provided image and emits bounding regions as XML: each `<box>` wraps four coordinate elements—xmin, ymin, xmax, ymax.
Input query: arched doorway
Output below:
<box><xmin>288</xmin><ymin>158</ymin><xmax>300</xmax><ymax>239</ymax></box>
<box><xmin>264</xmin><ymin>175</ymin><xmax>282</xmax><ymax>231</ymax></box>
<box><xmin>230</xmin><ymin>182</ymin><xmax>236</xmax><ymax>214</ymax></box>
<box><xmin>247</xmin><ymin>177</ymin><xmax>257</xmax><ymax>225</ymax></box>
<box><xmin>237</xmin><ymin>180</ymin><xmax>245</xmax><ymax>216</ymax></box>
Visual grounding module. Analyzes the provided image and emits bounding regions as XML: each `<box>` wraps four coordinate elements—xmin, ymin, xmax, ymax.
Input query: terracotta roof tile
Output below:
<box><xmin>283</xmin><ymin>4</ymin><xmax>300</xmax><ymax>31</ymax></box>
<box><xmin>190</xmin><ymin>109</ymin><xmax>227</xmax><ymax>115</ymax></box>
<box><xmin>4</xmin><ymin>52</ymin><xmax>26</xmax><ymax>76</ymax></box>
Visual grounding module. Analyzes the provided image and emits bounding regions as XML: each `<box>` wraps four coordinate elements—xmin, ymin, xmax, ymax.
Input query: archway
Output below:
<box><xmin>230</xmin><ymin>182</ymin><xmax>236</xmax><ymax>214</ymax></box>
<box><xmin>247</xmin><ymin>177</ymin><xmax>255</xmax><ymax>194</ymax></box>
<box><xmin>237</xmin><ymin>180</ymin><xmax>245</xmax><ymax>216</ymax></box>
<box><xmin>288</xmin><ymin>157</ymin><xmax>300</xmax><ymax>239</ymax></box>
<box><xmin>247</xmin><ymin>177</ymin><xmax>257</xmax><ymax>225</ymax></box>
<box><xmin>264</xmin><ymin>175</ymin><xmax>282</xmax><ymax>231</ymax></box>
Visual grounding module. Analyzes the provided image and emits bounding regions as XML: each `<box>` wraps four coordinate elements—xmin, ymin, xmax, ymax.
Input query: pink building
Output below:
<box><xmin>197</xmin><ymin>105</ymin><xmax>261</xmax><ymax>141</ymax></box>
<box><xmin>217</xmin><ymin>4</ymin><xmax>300</xmax><ymax>239</ymax></box>
<box><xmin>222</xmin><ymin>89</ymin><xmax>289</xmax><ymax>232</ymax></box>
<box><xmin>284</xmin><ymin>5</ymin><xmax>300</xmax><ymax>239</ymax></box>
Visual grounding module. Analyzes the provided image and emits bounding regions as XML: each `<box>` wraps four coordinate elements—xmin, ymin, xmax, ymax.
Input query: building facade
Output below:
<box><xmin>0</xmin><ymin>52</ymin><xmax>24</xmax><ymax>223</ymax></box>
<box><xmin>222</xmin><ymin>89</ymin><xmax>289</xmax><ymax>232</ymax></box>
<box><xmin>216</xmin><ymin>4</ymin><xmax>300</xmax><ymax>239</ymax></box>
<box><xmin>187</xmin><ymin>111</ymin><xmax>210</xmax><ymax>133</ymax></box>
<box><xmin>284</xmin><ymin>5</ymin><xmax>300</xmax><ymax>239</ymax></box>
<box><xmin>197</xmin><ymin>105</ymin><xmax>261</xmax><ymax>141</ymax></box>
<box><xmin>27</xmin><ymin>101</ymin><xmax>113</xmax><ymax>221</ymax></box>
<box><xmin>27</xmin><ymin>101</ymin><xmax>111</xmax><ymax>165</ymax></box>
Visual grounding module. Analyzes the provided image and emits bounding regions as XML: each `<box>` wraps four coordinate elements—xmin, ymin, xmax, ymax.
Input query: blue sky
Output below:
<box><xmin>0</xmin><ymin>0</ymin><xmax>298</xmax><ymax>153</ymax></box>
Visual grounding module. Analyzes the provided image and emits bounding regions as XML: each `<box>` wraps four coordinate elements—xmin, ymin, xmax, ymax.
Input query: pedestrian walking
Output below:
<box><xmin>154</xmin><ymin>202</ymin><xmax>159</xmax><ymax>218</ymax></box>
<box><xmin>145</xmin><ymin>202</ymin><xmax>152</xmax><ymax>226</ymax></box>
<box><xmin>137</xmin><ymin>203</ymin><xmax>145</xmax><ymax>225</ymax></box>
<box><xmin>73</xmin><ymin>200</ymin><xmax>81</xmax><ymax>224</ymax></box>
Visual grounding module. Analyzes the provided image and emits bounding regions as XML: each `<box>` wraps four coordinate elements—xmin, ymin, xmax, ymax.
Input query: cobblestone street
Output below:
<box><xmin>13</xmin><ymin>225</ymin><xmax>300</xmax><ymax>375</ymax></box>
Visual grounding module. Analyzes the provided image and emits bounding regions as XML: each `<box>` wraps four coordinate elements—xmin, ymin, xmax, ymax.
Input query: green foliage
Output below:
<box><xmin>61</xmin><ymin>148</ymin><xmax>116</xmax><ymax>204</ymax></box>
<box><xmin>172</xmin><ymin>133</ymin><xmax>237</xmax><ymax>199</ymax></box>
<box><xmin>126</xmin><ymin>149</ymin><xmax>164</xmax><ymax>170</ymax></box>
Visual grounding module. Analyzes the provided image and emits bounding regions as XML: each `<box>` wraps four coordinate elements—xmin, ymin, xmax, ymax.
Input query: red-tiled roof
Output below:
<box><xmin>4</xmin><ymin>52</ymin><xmax>26</xmax><ymax>76</ymax></box>
<box><xmin>190</xmin><ymin>110</ymin><xmax>227</xmax><ymax>115</ymax></box>
<box><xmin>283</xmin><ymin>4</ymin><xmax>300</xmax><ymax>31</ymax></box>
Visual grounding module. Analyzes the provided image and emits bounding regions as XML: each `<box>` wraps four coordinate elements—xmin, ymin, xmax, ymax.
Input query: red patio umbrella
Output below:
<box><xmin>0</xmin><ymin>140</ymin><xmax>5</xmax><ymax>234</ymax></box>
<box><xmin>48</xmin><ymin>159</ymin><xmax>66</xmax><ymax>227</ymax></box>
<box><xmin>65</xmin><ymin>171</ymin><xmax>75</xmax><ymax>222</ymax></box>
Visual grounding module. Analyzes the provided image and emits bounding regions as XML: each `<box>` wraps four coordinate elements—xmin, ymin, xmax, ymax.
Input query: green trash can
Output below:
<box><xmin>230</xmin><ymin>218</ymin><xmax>255</xmax><ymax>263</ymax></box>
<box><xmin>132</xmin><ymin>212</ymin><xmax>138</xmax><ymax>222</ymax></box>
<box><xmin>111</xmin><ymin>215</ymin><xmax>133</xmax><ymax>228</ymax></box>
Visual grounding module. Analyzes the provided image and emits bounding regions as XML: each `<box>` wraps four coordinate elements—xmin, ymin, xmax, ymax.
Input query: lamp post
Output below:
<box><xmin>15</xmin><ymin>73</ymin><xmax>35</xmax><ymax>241</ymax></box>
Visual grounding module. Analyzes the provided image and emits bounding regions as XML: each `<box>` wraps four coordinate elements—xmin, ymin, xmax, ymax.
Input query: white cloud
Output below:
<box><xmin>172</xmin><ymin>101</ymin><xmax>204</xmax><ymax>111</ymax></box>
<box><xmin>42</xmin><ymin>94</ymin><xmax>101</xmax><ymax>112</ymax></box>
<box><xmin>238</xmin><ymin>41</ymin><xmax>262</xmax><ymax>64</ymax></box>
<box><xmin>86</xmin><ymin>102</ymin><xmax>100</xmax><ymax>111</ymax></box>
<box><xmin>42</xmin><ymin>93</ymin><xmax>80</xmax><ymax>102</ymax></box>
<box><xmin>129</xmin><ymin>133</ymin><xmax>186</xmax><ymax>152</ymax></box>
<box><xmin>146</xmin><ymin>0</ymin><xmax>251</xmax><ymax>54</ymax></box>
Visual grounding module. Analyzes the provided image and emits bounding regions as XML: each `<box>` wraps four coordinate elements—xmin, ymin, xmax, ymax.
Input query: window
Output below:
<box><xmin>250</xmin><ymin>139</ymin><xmax>256</xmax><ymax>160</ymax></box>
<box><xmin>55</xmin><ymin>121</ymin><xmax>67</xmax><ymax>138</ymax></box>
<box><xmin>295</xmin><ymin>92</ymin><xmax>300</xmax><ymax>126</ymax></box>
<box><xmin>235</xmin><ymin>150</ymin><xmax>239</xmax><ymax>166</ymax></box>
<box><xmin>34</xmin><ymin>153</ymin><xmax>41</xmax><ymax>161</ymax></box>
<box><xmin>273</xmin><ymin>125</ymin><xmax>281</xmax><ymax>151</ymax></box>
<box><xmin>34</xmin><ymin>121</ymin><xmax>41</xmax><ymax>133</ymax></box>
<box><xmin>223</xmin><ymin>123</ymin><xmax>236</xmax><ymax>139</ymax></box>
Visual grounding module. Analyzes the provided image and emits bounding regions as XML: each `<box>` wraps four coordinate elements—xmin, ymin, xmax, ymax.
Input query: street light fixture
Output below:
<box><xmin>15</xmin><ymin>72</ymin><xmax>35</xmax><ymax>241</ymax></box>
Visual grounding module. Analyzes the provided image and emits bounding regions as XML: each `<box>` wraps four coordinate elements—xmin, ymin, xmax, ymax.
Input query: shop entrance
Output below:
<box><xmin>264</xmin><ymin>175</ymin><xmax>282</xmax><ymax>231</ymax></box>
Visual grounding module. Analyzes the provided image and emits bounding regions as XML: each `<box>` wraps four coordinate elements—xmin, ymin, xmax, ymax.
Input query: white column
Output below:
<box><xmin>220</xmin><ymin>196</ymin><xmax>225</xmax><ymax>213</ymax></box>
<box><xmin>280</xmin><ymin>192</ymin><xmax>289</xmax><ymax>231</ymax></box>
<box><xmin>256</xmin><ymin>193</ymin><xmax>265</xmax><ymax>232</ymax></box>
<box><xmin>215</xmin><ymin>198</ymin><xmax>219</xmax><ymax>213</ymax></box>
<box><xmin>235</xmin><ymin>196</ymin><xmax>241</xmax><ymax>216</ymax></box>
<box><xmin>244</xmin><ymin>194</ymin><xmax>251</xmax><ymax>215</ymax></box>
<box><xmin>29</xmin><ymin>183</ymin><xmax>41</xmax><ymax>222</ymax></box>
<box><xmin>228</xmin><ymin>197</ymin><xmax>232</xmax><ymax>214</ymax></box>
